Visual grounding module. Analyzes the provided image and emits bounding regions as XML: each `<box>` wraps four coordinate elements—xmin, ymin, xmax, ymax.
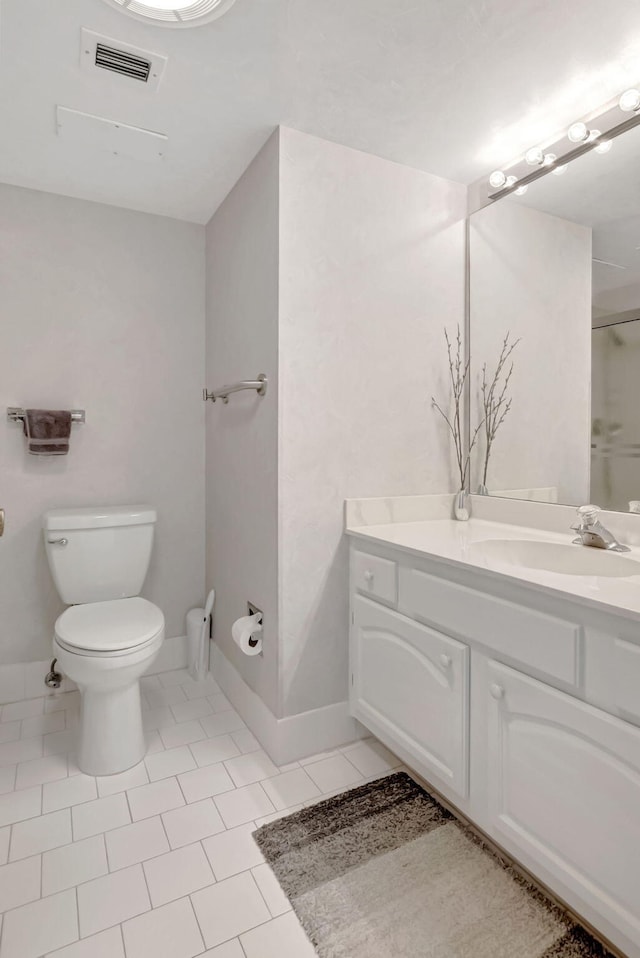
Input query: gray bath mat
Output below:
<box><xmin>253</xmin><ymin>771</ymin><xmax>614</xmax><ymax>958</ymax></box>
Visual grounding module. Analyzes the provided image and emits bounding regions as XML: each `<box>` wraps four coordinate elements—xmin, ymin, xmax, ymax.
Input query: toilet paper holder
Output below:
<box><xmin>247</xmin><ymin>602</ymin><xmax>263</xmax><ymax>647</ymax></box>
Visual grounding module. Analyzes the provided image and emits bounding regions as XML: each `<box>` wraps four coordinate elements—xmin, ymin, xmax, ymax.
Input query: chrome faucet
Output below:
<box><xmin>571</xmin><ymin>505</ymin><xmax>630</xmax><ymax>552</ymax></box>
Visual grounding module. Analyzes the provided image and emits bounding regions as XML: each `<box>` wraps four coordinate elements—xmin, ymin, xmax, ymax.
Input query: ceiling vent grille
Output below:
<box><xmin>95</xmin><ymin>43</ymin><xmax>151</xmax><ymax>82</ymax></box>
<box><xmin>81</xmin><ymin>29</ymin><xmax>168</xmax><ymax>92</ymax></box>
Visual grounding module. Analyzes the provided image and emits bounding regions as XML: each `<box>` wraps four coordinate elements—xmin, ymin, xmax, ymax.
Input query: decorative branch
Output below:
<box><xmin>432</xmin><ymin>325</ymin><xmax>484</xmax><ymax>490</ymax></box>
<box><xmin>480</xmin><ymin>332</ymin><xmax>520</xmax><ymax>487</ymax></box>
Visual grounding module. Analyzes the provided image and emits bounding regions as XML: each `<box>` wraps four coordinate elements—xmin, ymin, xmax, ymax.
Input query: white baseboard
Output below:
<box><xmin>210</xmin><ymin>644</ymin><xmax>366</xmax><ymax>766</ymax></box>
<box><xmin>146</xmin><ymin>634</ymin><xmax>188</xmax><ymax>676</ymax></box>
<box><xmin>0</xmin><ymin>635</ymin><xmax>188</xmax><ymax>706</ymax></box>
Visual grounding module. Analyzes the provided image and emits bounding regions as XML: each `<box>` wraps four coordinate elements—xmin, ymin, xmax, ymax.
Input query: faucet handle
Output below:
<box><xmin>577</xmin><ymin>504</ymin><xmax>601</xmax><ymax>521</ymax></box>
<box><xmin>572</xmin><ymin>504</ymin><xmax>601</xmax><ymax>533</ymax></box>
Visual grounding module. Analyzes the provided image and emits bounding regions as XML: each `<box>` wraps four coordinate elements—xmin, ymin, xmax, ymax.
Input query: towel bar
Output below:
<box><xmin>7</xmin><ymin>407</ymin><xmax>86</xmax><ymax>424</ymax></box>
<box><xmin>202</xmin><ymin>374</ymin><xmax>267</xmax><ymax>404</ymax></box>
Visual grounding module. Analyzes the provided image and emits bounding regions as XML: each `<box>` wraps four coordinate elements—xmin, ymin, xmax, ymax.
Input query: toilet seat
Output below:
<box><xmin>55</xmin><ymin>596</ymin><xmax>164</xmax><ymax>656</ymax></box>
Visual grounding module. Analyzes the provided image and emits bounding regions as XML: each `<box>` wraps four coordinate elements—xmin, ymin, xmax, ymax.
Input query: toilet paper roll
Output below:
<box><xmin>232</xmin><ymin>613</ymin><xmax>263</xmax><ymax>656</ymax></box>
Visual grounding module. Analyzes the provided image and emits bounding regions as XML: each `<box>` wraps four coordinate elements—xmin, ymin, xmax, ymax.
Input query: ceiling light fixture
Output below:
<box><xmin>101</xmin><ymin>0</ymin><xmax>238</xmax><ymax>27</ymax></box>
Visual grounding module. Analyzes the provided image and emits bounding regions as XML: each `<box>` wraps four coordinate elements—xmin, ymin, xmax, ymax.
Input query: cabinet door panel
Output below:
<box><xmin>351</xmin><ymin>596</ymin><xmax>469</xmax><ymax>797</ymax></box>
<box><xmin>487</xmin><ymin>660</ymin><xmax>640</xmax><ymax>949</ymax></box>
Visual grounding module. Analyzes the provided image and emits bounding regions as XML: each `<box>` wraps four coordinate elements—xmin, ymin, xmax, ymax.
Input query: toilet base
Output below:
<box><xmin>77</xmin><ymin>681</ymin><xmax>146</xmax><ymax>776</ymax></box>
<box><xmin>53</xmin><ymin>630</ymin><xmax>163</xmax><ymax>778</ymax></box>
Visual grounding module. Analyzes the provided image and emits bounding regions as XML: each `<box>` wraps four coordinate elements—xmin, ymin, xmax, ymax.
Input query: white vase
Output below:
<box><xmin>454</xmin><ymin>490</ymin><xmax>470</xmax><ymax>521</ymax></box>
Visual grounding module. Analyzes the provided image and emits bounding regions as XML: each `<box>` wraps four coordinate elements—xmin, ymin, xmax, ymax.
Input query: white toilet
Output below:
<box><xmin>43</xmin><ymin>505</ymin><xmax>165</xmax><ymax>776</ymax></box>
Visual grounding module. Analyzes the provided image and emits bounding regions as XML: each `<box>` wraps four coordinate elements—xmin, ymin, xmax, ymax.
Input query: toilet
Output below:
<box><xmin>43</xmin><ymin>505</ymin><xmax>165</xmax><ymax>776</ymax></box>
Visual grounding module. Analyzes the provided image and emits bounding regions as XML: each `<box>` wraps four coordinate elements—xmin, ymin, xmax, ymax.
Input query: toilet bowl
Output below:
<box><xmin>43</xmin><ymin>505</ymin><xmax>164</xmax><ymax>776</ymax></box>
<box><xmin>53</xmin><ymin>597</ymin><xmax>164</xmax><ymax>776</ymax></box>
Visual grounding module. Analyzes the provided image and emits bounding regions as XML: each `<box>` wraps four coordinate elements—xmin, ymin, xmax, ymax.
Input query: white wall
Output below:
<box><xmin>469</xmin><ymin>200</ymin><xmax>592</xmax><ymax>504</ymax></box>
<box><xmin>0</xmin><ymin>184</ymin><xmax>206</xmax><ymax>666</ymax></box>
<box><xmin>204</xmin><ymin>128</ymin><xmax>465</xmax><ymax>738</ymax></box>
<box><xmin>205</xmin><ymin>132</ymin><xmax>280</xmax><ymax>715</ymax></box>
<box><xmin>278</xmin><ymin>129</ymin><xmax>466</xmax><ymax>716</ymax></box>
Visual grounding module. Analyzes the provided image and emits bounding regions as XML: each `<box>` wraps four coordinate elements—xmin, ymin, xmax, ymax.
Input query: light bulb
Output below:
<box><xmin>619</xmin><ymin>89</ymin><xmax>640</xmax><ymax>112</ymax></box>
<box><xmin>135</xmin><ymin>0</ymin><xmax>194</xmax><ymax>7</ymax></box>
<box><xmin>568</xmin><ymin>122</ymin><xmax>590</xmax><ymax>143</ymax></box>
<box><xmin>543</xmin><ymin>152</ymin><xmax>557</xmax><ymax>166</ymax></box>
<box><xmin>506</xmin><ymin>175</ymin><xmax>517</xmax><ymax>187</ymax></box>
<box><xmin>489</xmin><ymin>170</ymin><xmax>507</xmax><ymax>189</ymax></box>
<box><xmin>552</xmin><ymin>163</ymin><xmax>568</xmax><ymax>176</ymax></box>
<box><xmin>594</xmin><ymin>137</ymin><xmax>612</xmax><ymax>154</ymax></box>
<box><xmin>102</xmin><ymin>0</ymin><xmax>238</xmax><ymax>24</ymax></box>
<box><xmin>514</xmin><ymin>185</ymin><xmax>528</xmax><ymax>196</ymax></box>
<box><xmin>525</xmin><ymin>147</ymin><xmax>544</xmax><ymax>166</ymax></box>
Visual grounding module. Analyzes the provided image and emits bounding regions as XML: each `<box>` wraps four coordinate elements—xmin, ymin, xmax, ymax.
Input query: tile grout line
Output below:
<box><xmin>196</xmin><ymin>836</ymin><xmax>217</xmax><ymax>885</ymax></box>
<box><xmin>103</xmin><ymin>828</ymin><xmax>113</xmax><ymax>873</ymax></box>
<box><xmin>172</xmin><ymin>771</ymin><xmax>191</xmax><ymax>810</ymax></box>
<box><xmin>255</xmin><ymin>778</ymin><xmax>277</xmax><ymax>816</ymax></box>
<box><xmin>184</xmin><ymin>891</ymin><xmax>207</xmax><ymax>955</ymax></box>
<box><xmin>136</xmin><ymin>833</ymin><xmax>156</xmax><ymax>921</ymax></box>
<box><xmin>74</xmin><ymin>883</ymin><xmax>81</xmax><ymax>943</ymax></box>
<box><xmin>249</xmin><ymin>860</ymin><xmax>279</xmax><ymax>919</ymax></box>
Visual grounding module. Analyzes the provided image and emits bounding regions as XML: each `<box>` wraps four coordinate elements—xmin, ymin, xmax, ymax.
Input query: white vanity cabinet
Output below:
<box><xmin>485</xmin><ymin>660</ymin><xmax>640</xmax><ymax>953</ymax></box>
<box><xmin>352</xmin><ymin>596</ymin><xmax>469</xmax><ymax>797</ymax></box>
<box><xmin>348</xmin><ymin>537</ymin><xmax>640</xmax><ymax>958</ymax></box>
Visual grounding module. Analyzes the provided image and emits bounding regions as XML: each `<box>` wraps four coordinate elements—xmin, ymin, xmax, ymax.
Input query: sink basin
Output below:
<box><xmin>469</xmin><ymin>539</ymin><xmax>640</xmax><ymax>577</ymax></box>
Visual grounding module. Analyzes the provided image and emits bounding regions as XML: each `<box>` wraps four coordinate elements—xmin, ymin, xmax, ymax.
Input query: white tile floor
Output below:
<box><xmin>0</xmin><ymin>670</ymin><xmax>401</xmax><ymax>958</ymax></box>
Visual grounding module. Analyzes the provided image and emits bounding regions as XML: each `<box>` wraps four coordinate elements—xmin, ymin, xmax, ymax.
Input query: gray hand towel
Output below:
<box><xmin>23</xmin><ymin>409</ymin><xmax>72</xmax><ymax>456</ymax></box>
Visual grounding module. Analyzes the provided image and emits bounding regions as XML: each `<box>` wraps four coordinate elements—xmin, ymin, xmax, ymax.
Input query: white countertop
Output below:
<box><xmin>347</xmin><ymin>517</ymin><xmax>640</xmax><ymax>623</ymax></box>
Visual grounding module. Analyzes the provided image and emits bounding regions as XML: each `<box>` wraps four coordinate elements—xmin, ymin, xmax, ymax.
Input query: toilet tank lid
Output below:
<box><xmin>43</xmin><ymin>505</ymin><xmax>156</xmax><ymax>531</ymax></box>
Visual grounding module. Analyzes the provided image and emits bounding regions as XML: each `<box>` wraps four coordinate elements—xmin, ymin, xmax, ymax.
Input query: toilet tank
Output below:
<box><xmin>43</xmin><ymin>505</ymin><xmax>157</xmax><ymax>604</ymax></box>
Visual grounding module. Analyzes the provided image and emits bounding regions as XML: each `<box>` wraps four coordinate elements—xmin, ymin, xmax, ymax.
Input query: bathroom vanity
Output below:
<box><xmin>347</xmin><ymin>497</ymin><xmax>640</xmax><ymax>958</ymax></box>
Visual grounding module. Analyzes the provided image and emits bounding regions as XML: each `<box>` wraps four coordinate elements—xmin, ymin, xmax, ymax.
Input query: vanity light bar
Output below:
<box><xmin>487</xmin><ymin>86</ymin><xmax>640</xmax><ymax>198</ymax></box>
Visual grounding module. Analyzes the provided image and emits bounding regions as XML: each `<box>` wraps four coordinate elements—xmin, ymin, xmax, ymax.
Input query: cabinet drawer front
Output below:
<box><xmin>351</xmin><ymin>596</ymin><xmax>468</xmax><ymax>797</ymax></box>
<box><xmin>353</xmin><ymin>550</ymin><xmax>397</xmax><ymax>605</ymax></box>
<box><xmin>400</xmin><ymin>568</ymin><xmax>580</xmax><ymax>686</ymax></box>
<box><xmin>614</xmin><ymin>638</ymin><xmax>640</xmax><ymax>721</ymax></box>
<box><xmin>487</xmin><ymin>660</ymin><xmax>640</xmax><ymax>951</ymax></box>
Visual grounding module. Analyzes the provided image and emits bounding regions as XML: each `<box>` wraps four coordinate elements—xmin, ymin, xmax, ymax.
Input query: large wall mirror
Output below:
<box><xmin>469</xmin><ymin>121</ymin><xmax>640</xmax><ymax>513</ymax></box>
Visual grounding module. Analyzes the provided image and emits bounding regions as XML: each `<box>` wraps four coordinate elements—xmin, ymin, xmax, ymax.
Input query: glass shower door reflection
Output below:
<box><xmin>591</xmin><ymin>319</ymin><xmax>640</xmax><ymax>512</ymax></box>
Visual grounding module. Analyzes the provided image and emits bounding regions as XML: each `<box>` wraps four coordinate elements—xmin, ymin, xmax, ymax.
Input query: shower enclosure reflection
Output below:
<box><xmin>592</xmin><ymin>319</ymin><xmax>640</xmax><ymax>511</ymax></box>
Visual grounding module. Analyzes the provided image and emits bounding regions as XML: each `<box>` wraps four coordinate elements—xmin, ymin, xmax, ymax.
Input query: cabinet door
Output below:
<box><xmin>487</xmin><ymin>660</ymin><xmax>640</xmax><ymax>952</ymax></box>
<box><xmin>351</xmin><ymin>595</ymin><xmax>469</xmax><ymax>797</ymax></box>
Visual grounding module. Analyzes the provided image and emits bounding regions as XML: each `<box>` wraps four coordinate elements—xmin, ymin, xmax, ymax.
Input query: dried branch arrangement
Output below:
<box><xmin>480</xmin><ymin>332</ymin><xmax>520</xmax><ymax>488</ymax></box>
<box><xmin>432</xmin><ymin>326</ymin><xmax>484</xmax><ymax>491</ymax></box>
